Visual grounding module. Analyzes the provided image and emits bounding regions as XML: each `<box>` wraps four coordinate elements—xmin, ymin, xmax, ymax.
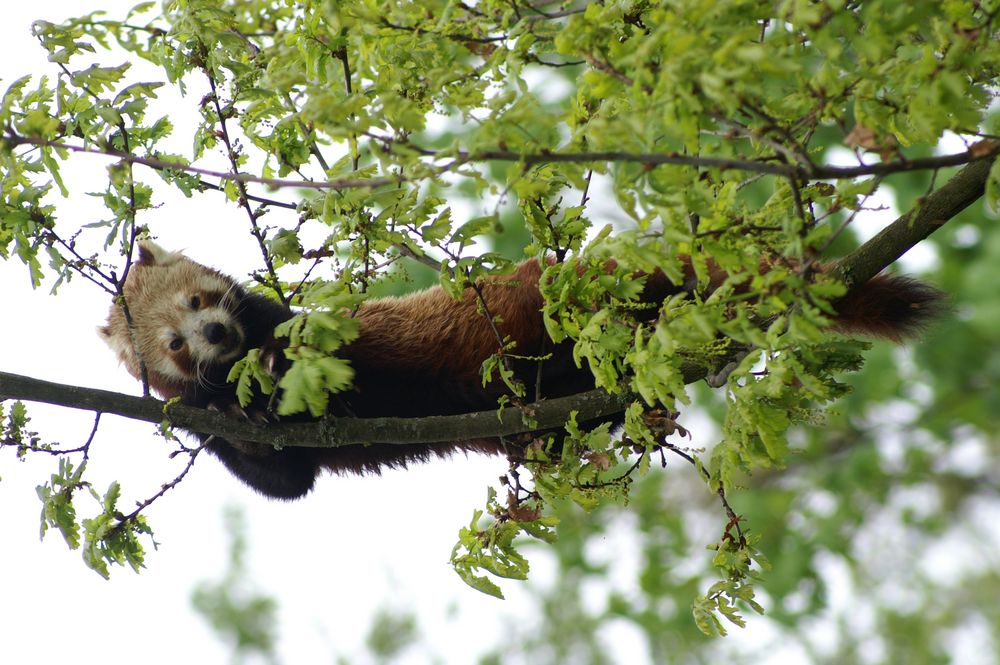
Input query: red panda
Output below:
<box><xmin>100</xmin><ymin>241</ymin><xmax>944</xmax><ymax>499</ymax></box>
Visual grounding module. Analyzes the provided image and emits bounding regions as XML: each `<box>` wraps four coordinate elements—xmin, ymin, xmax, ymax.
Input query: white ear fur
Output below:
<box><xmin>96</xmin><ymin>324</ymin><xmax>128</xmax><ymax>357</ymax></box>
<box><xmin>137</xmin><ymin>240</ymin><xmax>185</xmax><ymax>267</ymax></box>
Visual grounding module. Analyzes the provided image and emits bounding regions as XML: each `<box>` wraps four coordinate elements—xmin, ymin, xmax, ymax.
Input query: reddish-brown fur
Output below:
<box><xmin>349</xmin><ymin>260</ymin><xmax>547</xmax><ymax>384</ymax></box>
<box><xmin>101</xmin><ymin>242</ymin><xmax>944</xmax><ymax>499</ymax></box>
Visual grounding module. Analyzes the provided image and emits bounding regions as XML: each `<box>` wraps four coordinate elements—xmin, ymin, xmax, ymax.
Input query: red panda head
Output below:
<box><xmin>99</xmin><ymin>241</ymin><xmax>247</xmax><ymax>398</ymax></box>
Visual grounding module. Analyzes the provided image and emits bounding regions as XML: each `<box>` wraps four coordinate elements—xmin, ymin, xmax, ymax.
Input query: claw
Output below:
<box><xmin>259</xmin><ymin>339</ymin><xmax>288</xmax><ymax>380</ymax></box>
<box><xmin>207</xmin><ymin>393</ymin><xmax>278</xmax><ymax>427</ymax></box>
<box><xmin>248</xmin><ymin>408</ymin><xmax>272</xmax><ymax>425</ymax></box>
<box><xmin>204</xmin><ymin>398</ymin><xmax>273</xmax><ymax>457</ymax></box>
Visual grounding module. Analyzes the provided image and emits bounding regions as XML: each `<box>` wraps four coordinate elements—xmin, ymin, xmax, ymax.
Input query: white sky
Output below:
<box><xmin>0</xmin><ymin>4</ymin><xmax>559</xmax><ymax>663</ymax></box>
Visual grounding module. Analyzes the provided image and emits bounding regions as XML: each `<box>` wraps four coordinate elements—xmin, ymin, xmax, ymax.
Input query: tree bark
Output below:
<box><xmin>834</xmin><ymin>154</ymin><xmax>996</xmax><ymax>288</ymax></box>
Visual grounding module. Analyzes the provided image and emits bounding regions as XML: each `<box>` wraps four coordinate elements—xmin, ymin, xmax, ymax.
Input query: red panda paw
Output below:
<box><xmin>204</xmin><ymin>398</ymin><xmax>278</xmax><ymax>459</ymax></box>
<box><xmin>207</xmin><ymin>396</ymin><xmax>272</xmax><ymax>426</ymax></box>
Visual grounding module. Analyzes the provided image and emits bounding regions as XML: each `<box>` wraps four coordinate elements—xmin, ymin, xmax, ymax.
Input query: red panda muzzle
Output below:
<box><xmin>204</xmin><ymin>322</ymin><xmax>229</xmax><ymax>345</ymax></box>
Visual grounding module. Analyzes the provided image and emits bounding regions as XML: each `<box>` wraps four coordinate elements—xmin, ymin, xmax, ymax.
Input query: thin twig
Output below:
<box><xmin>111</xmin><ymin>443</ymin><xmax>204</xmax><ymax>534</ymax></box>
<box><xmin>205</xmin><ymin>70</ymin><xmax>288</xmax><ymax>306</ymax></box>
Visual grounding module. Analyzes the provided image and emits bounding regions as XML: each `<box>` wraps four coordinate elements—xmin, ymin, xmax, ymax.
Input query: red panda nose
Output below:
<box><xmin>204</xmin><ymin>322</ymin><xmax>228</xmax><ymax>345</ymax></box>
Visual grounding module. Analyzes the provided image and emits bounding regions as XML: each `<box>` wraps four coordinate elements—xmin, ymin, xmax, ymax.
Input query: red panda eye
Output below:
<box><xmin>190</xmin><ymin>295</ymin><xmax>201</xmax><ymax>310</ymax></box>
<box><xmin>169</xmin><ymin>338</ymin><xmax>184</xmax><ymax>351</ymax></box>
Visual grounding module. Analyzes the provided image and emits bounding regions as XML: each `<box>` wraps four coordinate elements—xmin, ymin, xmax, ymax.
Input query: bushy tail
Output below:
<box><xmin>622</xmin><ymin>257</ymin><xmax>945</xmax><ymax>343</ymax></box>
<box><xmin>832</xmin><ymin>273</ymin><xmax>947</xmax><ymax>342</ymax></box>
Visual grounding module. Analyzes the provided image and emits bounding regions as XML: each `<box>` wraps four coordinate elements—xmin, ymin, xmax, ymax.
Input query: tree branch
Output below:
<box><xmin>461</xmin><ymin>144</ymin><xmax>1000</xmax><ymax>179</ymax></box>
<box><xmin>0</xmin><ymin>371</ymin><xmax>636</xmax><ymax>447</ymax></box>
<box><xmin>7</xmin><ymin>132</ymin><xmax>998</xmax><ymax>193</ymax></box>
<box><xmin>833</xmin><ymin>153</ymin><xmax>996</xmax><ymax>288</ymax></box>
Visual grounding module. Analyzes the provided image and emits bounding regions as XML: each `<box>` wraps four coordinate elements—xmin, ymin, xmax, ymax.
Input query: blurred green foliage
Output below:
<box><xmin>192</xmin><ymin>506</ymin><xmax>281</xmax><ymax>665</ymax></box>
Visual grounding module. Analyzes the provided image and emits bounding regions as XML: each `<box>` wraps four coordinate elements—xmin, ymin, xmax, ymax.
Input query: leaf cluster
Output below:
<box><xmin>36</xmin><ymin>461</ymin><xmax>154</xmax><ymax>579</ymax></box>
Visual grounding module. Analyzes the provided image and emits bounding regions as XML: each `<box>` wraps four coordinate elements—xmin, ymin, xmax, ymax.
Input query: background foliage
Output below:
<box><xmin>2</xmin><ymin>0</ymin><xmax>1000</xmax><ymax>661</ymax></box>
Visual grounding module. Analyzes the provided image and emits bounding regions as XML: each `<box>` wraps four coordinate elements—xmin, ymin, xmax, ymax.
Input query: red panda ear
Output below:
<box><xmin>96</xmin><ymin>324</ymin><xmax>121</xmax><ymax>353</ymax></box>
<box><xmin>96</xmin><ymin>323</ymin><xmax>134</xmax><ymax>364</ymax></box>
<box><xmin>137</xmin><ymin>241</ymin><xmax>160</xmax><ymax>266</ymax></box>
<box><xmin>136</xmin><ymin>240</ymin><xmax>183</xmax><ymax>267</ymax></box>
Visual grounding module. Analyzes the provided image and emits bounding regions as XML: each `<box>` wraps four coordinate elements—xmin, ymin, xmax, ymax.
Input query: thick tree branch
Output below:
<box><xmin>833</xmin><ymin>152</ymin><xmax>997</xmax><ymax>288</ymax></box>
<box><xmin>2</xmin><ymin>153</ymin><xmax>994</xmax><ymax>449</ymax></box>
<box><xmin>0</xmin><ymin>371</ymin><xmax>636</xmax><ymax>447</ymax></box>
